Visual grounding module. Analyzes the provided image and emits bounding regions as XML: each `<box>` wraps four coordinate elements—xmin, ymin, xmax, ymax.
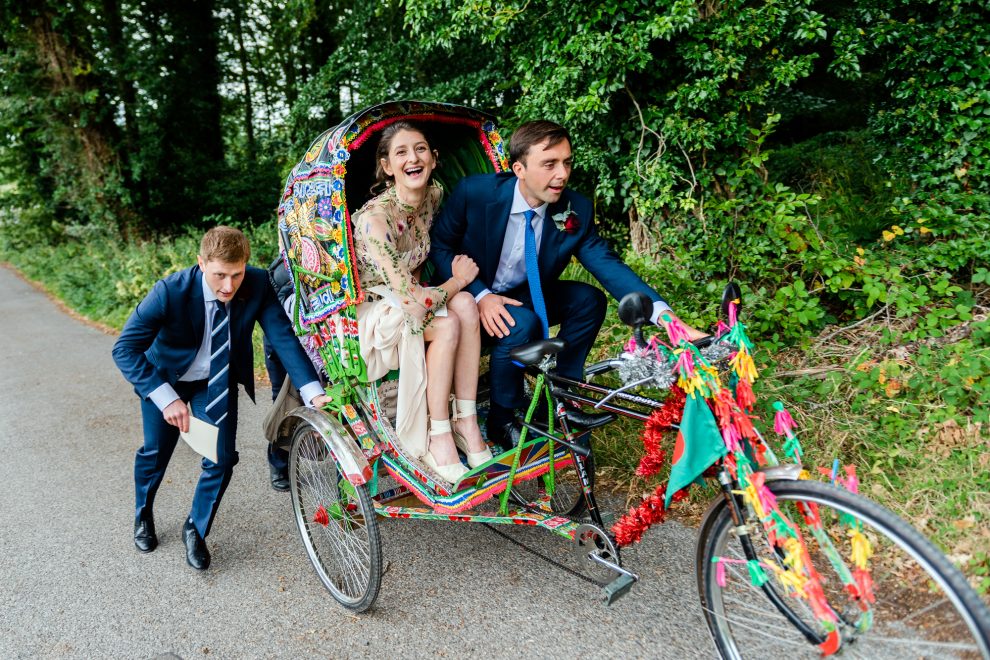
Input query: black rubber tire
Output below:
<box><xmin>696</xmin><ymin>478</ymin><xmax>990</xmax><ymax>659</ymax></box>
<box><xmin>289</xmin><ymin>421</ymin><xmax>382</xmax><ymax>613</ymax></box>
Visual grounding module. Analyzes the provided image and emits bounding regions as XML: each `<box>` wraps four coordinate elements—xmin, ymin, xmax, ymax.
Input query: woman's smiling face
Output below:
<box><xmin>381</xmin><ymin>129</ymin><xmax>436</xmax><ymax>193</ymax></box>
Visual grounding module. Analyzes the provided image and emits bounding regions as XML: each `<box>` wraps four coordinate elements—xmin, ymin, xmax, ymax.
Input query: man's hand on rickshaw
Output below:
<box><xmin>310</xmin><ymin>394</ymin><xmax>333</xmax><ymax>408</ymax></box>
<box><xmin>479</xmin><ymin>294</ymin><xmax>523</xmax><ymax>338</ymax></box>
<box><xmin>451</xmin><ymin>254</ymin><xmax>479</xmax><ymax>290</ymax></box>
<box><xmin>163</xmin><ymin>399</ymin><xmax>191</xmax><ymax>433</ymax></box>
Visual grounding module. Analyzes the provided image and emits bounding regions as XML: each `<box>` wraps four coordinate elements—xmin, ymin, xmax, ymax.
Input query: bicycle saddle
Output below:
<box><xmin>509</xmin><ymin>338</ymin><xmax>569</xmax><ymax>367</ymax></box>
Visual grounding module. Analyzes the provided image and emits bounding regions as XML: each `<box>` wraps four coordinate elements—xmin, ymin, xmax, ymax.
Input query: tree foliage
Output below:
<box><xmin>1</xmin><ymin>0</ymin><xmax>987</xmax><ymax>337</ymax></box>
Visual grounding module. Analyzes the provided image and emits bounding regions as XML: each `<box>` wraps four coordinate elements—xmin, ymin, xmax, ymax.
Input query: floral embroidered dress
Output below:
<box><xmin>352</xmin><ymin>183</ymin><xmax>446</xmax><ymax>459</ymax></box>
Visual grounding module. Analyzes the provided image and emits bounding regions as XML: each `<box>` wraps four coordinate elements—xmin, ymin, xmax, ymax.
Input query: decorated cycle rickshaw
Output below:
<box><xmin>272</xmin><ymin>100</ymin><xmax>990</xmax><ymax>657</ymax></box>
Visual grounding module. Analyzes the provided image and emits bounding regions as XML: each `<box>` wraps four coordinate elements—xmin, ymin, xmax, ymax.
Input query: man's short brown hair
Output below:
<box><xmin>199</xmin><ymin>226</ymin><xmax>250</xmax><ymax>264</ymax></box>
<box><xmin>509</xmin><ymin>120</ymin><xmax>571</xmax><ymax>166</ymax></box>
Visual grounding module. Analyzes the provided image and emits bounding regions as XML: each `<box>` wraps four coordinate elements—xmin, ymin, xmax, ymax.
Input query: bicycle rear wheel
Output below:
<box><xmin>512</xmin><ymin>450</ymin><xmax>595</xmax><ymax>518</ymax></box>
<box><xmin>289</xmin><ymin>421</ymin><xmax>382</xmax><ymax>612</ymax></box>
<box><xmin>697</xmin><ymin>478</ymin><xmax>990</xmax><ymax>658</ymax></box>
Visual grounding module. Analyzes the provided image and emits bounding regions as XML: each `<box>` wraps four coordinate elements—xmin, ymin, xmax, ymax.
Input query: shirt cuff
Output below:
<box><xmin>299</xmin><ymin>381</ymin><xmax>324</xmax><ymax>407</ymax></box>
<box><xmin>149</xmin><ymin>383</ymin><xmax>181</xmax><ymax>412</ymax></box>
<box><xmin>650</xmin><ymin>301</ymin><xmax>673</xmax><ymax>325</ymax></box>
<box><xmin>474</xmin><ymin>288</ymin><xmax>492</xmax><ymax>304</ymax></box>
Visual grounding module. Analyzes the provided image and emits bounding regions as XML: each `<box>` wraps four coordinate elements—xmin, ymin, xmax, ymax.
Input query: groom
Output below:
<box><xmin>430</xmin><ymin>120</ymin><xmax>702</xmax><ymax>447</ymax></box>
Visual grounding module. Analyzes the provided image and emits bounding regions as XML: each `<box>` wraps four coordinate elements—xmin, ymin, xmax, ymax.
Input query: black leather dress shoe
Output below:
<box><xmin>134</xmin><ymin>512</ymin><xmax>158</xmax><ymax>553</ymax></box>
<box><xmin>270</xmin><ymin>464</ymin><xmax>290</xmax><ymax>492</ymax></box>
<box><xmin>561</xmin><ymin>405</ymin><xmax>615</xmax><ymax>430</ymax></box>
<box><xmin>182</xmin><ymin>520</ymin><xmax>211</xmax><ymax>570</ymax></box>
<box><xmin>486</xmin><ymin>421</ymin><xmax>520</xmax><ymax>456</ymax></box>
<box><xmin>532</xmin><ymin>399</ymin><xmax>615</xmax><ymax>431</ymax></box>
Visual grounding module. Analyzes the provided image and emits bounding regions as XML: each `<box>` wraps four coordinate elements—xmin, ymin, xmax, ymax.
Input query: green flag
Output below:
<box><xmin>665</xmin><ymin>393</ymin><xmax>727</xmax><ymax>507</ymax></box>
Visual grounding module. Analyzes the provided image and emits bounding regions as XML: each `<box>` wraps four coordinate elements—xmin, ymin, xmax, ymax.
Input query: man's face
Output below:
<box><xmin>512</xmin><ymin>138</ymin><xmax>573</xmax><ymax>207</ymax></box>
<box><xmin>197</xmin><ymin>257</ymin><xmax>246</xmax><ymax>303</ymax></box>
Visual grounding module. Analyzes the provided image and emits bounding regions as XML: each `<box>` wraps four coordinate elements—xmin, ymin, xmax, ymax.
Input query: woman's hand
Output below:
<box><xmin>451</xmin><ymin>254</ymin><xmax>479</xmax><ymax>289</ymax></box>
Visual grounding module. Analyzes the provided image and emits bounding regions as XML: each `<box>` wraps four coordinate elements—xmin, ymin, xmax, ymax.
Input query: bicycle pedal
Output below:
<box><xmin>601</xmin><ymin>573</ymin><xmax>636</xmax><ymax>606</ymax></box>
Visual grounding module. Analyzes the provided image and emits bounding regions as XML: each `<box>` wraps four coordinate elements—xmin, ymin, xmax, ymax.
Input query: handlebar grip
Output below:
<box><xmin>692</xmin><ymin>335</ymin><xmax>716</xmax><ymax>349</ymax></box>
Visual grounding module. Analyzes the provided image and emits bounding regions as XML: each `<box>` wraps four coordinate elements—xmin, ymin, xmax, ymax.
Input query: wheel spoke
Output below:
<box><xmin>289</xmin><ymin>425</ymin><xmax>381</xmax><ymax>611</ymax></box>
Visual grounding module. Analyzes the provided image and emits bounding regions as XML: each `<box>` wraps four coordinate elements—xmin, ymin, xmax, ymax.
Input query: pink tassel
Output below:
<box><xmin>675</xmin><ymin>350</ymin><xmax>696</xmax><ymax>378</ymax></box>
<box><xmin>773</xmin><ymin>402</ymin><xmax>797</xmax><ymax>437</ymax></box>
<box><xmin>728</xmin><ymin>300</ymin><xmax>738</xmax><ymax>327</ymax></box>
<box><xmin>715</xmin><ymin>558</ymin><xmax>727</xmax><ymax>587</ymax></box>
<box><xmin>665</xmin><ymin>316</ymin><xmax>692</xmax><ymax>345</ymax></box>
<box><xmin>722</xmin><ymin>424</ymin><xmax>742</xmax><ymax>452</ymax></box>
<box><xmin>749</xmin><ymin>472</ymin><xmax>778</xmax><ymax>514</ymax></box>
<box><xmin>715</xmin><ymin>320</ymin><xmax>730</xmax><ymax>337</ymax></box>
<box><xmin>842</xmin><ymin>465</ymin><xmax>859</xmax><ymax>494</ymax></box>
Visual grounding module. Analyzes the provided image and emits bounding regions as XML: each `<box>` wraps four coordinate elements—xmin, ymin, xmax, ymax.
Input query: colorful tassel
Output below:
<box><xmin>849</xmin><ymin>528</ymin><xmax>873</xmax><ymax>569</ymax></box>
<box><xmin>713</xmin><ymin>557</ymin><xmax>728</xmax><ymax>587</ymax></box>
<box><xmin>853</xmin><ymin>568</ymin><xmax>877</xmax><ymax>604</ymax></box>
<box><xmin>782</xmin><ymin>435</ymin><xmax>804</xmax><ymax>462</ymax></box>
<box><xmin>735</xmin><ymin>377</ymin><xmax>756</xmax><ymax>411</ymax></box>
<box><xmin>773</xmin><ymin>401</ymin><xmax>797</xmax><ymax>437</ymax></box>
<box><xmin>730</xmin><ymin>347</ymin><xmax>758</xmax><ymax>383</ymax></box>
<box><xmin>747</xmin><ymin>559</ymin><xmax>769</xmax><ymax>587</ymax></box>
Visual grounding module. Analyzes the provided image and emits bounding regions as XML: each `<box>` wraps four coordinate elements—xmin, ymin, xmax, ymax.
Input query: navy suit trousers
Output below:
<box><xmin>135</xmin><ymin>380</ymin><xmax>240</xmax><ymax>538</ymax></box>
<box><xmin>484</xmin><ymin>280</ymin><xmax>607</xmax><ymax>411</ymax></box>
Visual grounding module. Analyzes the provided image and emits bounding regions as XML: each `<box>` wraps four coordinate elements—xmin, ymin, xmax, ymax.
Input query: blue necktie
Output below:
<box><xmin>204</xmin><ymin>300</ymin><xmax>230</xmax><ymax>425</ymax></box>
<box><xmin>524</xmin><ymin>209</ymin><xmax>549</xmax><ymax>339</ymax></box>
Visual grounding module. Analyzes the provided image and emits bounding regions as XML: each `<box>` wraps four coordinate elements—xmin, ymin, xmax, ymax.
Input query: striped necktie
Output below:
<box><xmin>523</xmin><ymin>209</ymin><xmax>549</xmax><ymax>339</ymax></box>
<box><xmin>204</xmin><ymin>300</ymin><xmax>230</xmax><ymax>425</ymax></box>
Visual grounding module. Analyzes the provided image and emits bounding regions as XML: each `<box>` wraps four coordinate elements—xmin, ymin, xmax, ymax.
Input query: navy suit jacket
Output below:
<box><xmin>112</xmin><ymin>265</ymin><xmax>319</xmax><ymax>404</ymax></box>
<box><xmin>430</xmin><ymin>172</ymin><xmax>665</xmax><ymax>306</ymax></box>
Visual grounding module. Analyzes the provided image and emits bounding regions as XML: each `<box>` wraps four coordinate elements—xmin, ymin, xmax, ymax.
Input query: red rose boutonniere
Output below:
<box><xmin>552</xmin><ymin>203</ymin><xmax>579</xmax><ymax>234</ymax></box>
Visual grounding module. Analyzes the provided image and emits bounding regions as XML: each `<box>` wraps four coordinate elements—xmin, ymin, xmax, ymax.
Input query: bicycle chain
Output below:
<box><xmin>481</xmin><ymin>521</ymin><xmax>608</xmax><ymax>588</ymax></box>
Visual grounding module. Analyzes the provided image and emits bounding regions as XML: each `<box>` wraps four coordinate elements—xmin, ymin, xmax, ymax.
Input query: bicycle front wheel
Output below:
<box><xmin>289</xmin><ymin>420</ymin><xmax>382</xmax><ymax>612</ymax></box>
<box><xmin>697</xmin><ymin>478</ymin><xmax>990</xmax><ymax>658</ymax></box>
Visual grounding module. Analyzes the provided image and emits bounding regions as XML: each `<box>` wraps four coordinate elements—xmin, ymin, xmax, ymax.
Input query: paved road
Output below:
<box><xmin>0</xmin><ymin>265</ymin><xmax>716</xmax><ymax>659</ymax></box>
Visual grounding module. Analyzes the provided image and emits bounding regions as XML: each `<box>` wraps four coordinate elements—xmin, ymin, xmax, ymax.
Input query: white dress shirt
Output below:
<box><xmin>476</xmin><ymin>181</ymin><xmax>547</xmax><ymax>301</ymax></box>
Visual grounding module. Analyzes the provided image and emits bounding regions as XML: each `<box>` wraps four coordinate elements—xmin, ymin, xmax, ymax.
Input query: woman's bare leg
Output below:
<box><xmin>423</xmin><ymin>311</ymin><xmax>460</xmax><ymax>465</ymax></box>
<box><xmin>447</xmin><ymin>292</ymin><xmax>486</xmax><ymax>453</ymax></box>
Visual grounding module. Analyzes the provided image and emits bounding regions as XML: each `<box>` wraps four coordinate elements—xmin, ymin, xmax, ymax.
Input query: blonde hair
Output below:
<box><xmin>199</xmin><ymin>226</ymin><xmax>251</xmax><ymax>264</ymax></box>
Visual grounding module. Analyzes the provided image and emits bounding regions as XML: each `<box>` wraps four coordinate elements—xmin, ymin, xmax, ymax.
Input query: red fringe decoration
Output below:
<box><xmin>735</xmin><ymin>378</ymin><xmax>756</xmax><ymax>412</ymax></box>
<box><xmin>711</xmin><ymin>388</ymin><xmax>736</xmax><ymax>427</ymax></box>
<box><xmin>853</xmin><ymin>568</ymin><xmax>877</xmax><ymax>604</ymax></box>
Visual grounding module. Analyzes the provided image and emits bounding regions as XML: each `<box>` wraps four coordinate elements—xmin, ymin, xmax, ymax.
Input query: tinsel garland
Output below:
<box><xmin>634</xmin><ymin>387</ymin><xmax>685</xmax><ymax>478</ymax></box>
<box><xmin>613</xmin><ymin>389</ymin><xmax>688</xmax><ymax>546</ymax></box>
<box><xmin>612</xmin><ymin>484</ymin><xmax>689</xmax><ymax>547</ymax></box>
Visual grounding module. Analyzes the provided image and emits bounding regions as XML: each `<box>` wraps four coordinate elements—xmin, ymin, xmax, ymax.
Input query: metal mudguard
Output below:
<box><xmin>277</xmin><ymin>406</ymin><xmax>373</xmax><ymax>485</ymax></box>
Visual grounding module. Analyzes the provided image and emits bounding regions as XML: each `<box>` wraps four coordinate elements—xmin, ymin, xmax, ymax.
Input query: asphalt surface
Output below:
<box><xmin>0</xmin><ymin>265</ymin><xmax>716</xmax><ymax>659</ymax></box>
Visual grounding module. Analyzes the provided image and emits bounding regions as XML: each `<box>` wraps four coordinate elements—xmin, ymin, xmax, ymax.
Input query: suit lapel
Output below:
<box><xmin>540</xmin><ymin>201</ymin><xmax>564</xmax><ymax>275</ymax></box>
<box><xmin>191</xmin><ymin>268</ymin><xmax>206</xmax><ymax>340</ymax></box>
<box><xmin>484</xmin><ymin>184</ymin><xmax>514</xmax><ymax>285</ymax></box>
<box><xmin>230</xmin><ymin>276</ymin><xmax>252</xmax><ymax>355</ymax></box>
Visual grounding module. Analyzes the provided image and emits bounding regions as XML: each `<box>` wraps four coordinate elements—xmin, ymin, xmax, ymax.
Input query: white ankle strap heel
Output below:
<box><xmin>424</xmin><ymin>419</ymin><xmax>469</xmax><ymax>483</ymax></box>
<box><xmin>449</xmin><ymin>400</ymin><xmax>493</xmax><ymax>468</ymax></box>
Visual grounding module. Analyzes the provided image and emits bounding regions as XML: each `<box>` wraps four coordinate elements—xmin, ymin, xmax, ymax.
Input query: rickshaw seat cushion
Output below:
<box><xmin>509</xmin><ymin>338</ymin><xmax>568</xmax><ymax>367</ymax></box>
